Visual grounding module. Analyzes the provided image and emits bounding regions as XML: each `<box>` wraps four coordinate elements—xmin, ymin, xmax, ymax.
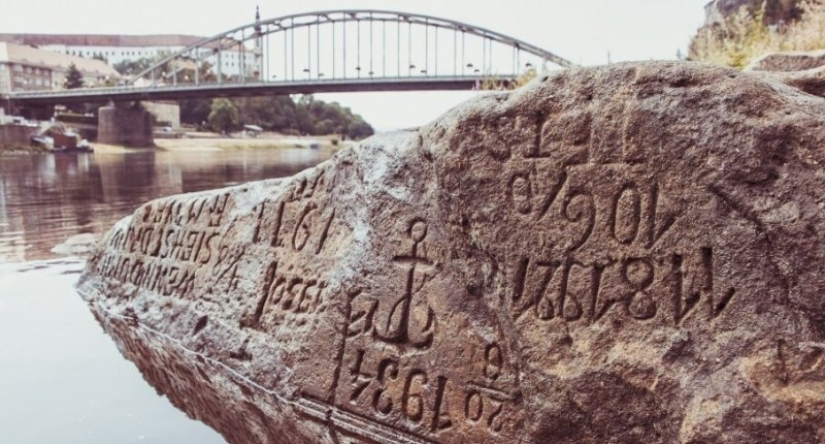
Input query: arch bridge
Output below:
<box><xmin>6</xmin><ymin>10</ymin><xmax>577</xmax><ymax>106</ymax></box>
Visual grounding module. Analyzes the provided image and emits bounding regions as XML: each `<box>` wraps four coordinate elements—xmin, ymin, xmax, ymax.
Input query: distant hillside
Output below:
<box><xmin>703</xmin><ymin>0</ymin><xmax>803</xmax><ymax>26</ymax></box>
<box><xmin>690</xmin><ymin>0</ymin><xmax>824</xmax><ymax>69</ymax></box>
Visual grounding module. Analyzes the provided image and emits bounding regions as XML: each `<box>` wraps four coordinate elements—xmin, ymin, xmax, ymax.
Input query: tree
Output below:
<box><xmin>63</xmin><ymin>63</ymin><xmax>84</xmax><ymax>89</ymax></box>
<box><xmin>346</xmin><ymin>117</ymin><xmax>375</xmax><ymax>140</ymax></box>
<box><xmin>180</xmin><ymin>98</ymin><xmax>213</xmax><ymax>127</ymax></box>
<box><xmin>208</xmin><ymin>98</ymin><xmax>239</xmax><ymax>134</ymax></box>
<box><xmin>113</xmin><ymin>58</ymin><xmax>154</xmax><ymax>77</ymax></box>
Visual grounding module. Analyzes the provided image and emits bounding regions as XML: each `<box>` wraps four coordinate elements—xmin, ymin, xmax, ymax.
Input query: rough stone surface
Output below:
<box><xmin>77</xmin><ymin>61</ymin><xmax>825</xmax><ymax>444</ymax></box>
<box><xmin>745</xmin><ymin>50</ymin><xmax>825</xmax><ymax>98</ymax></box>
<box><xmin>747</xmin><ymin>49</ymin><xmax>825</xmax><ymax>73</ymax></box>
<box><xmin>97</xmin><ymin>103</ymin><xmax>154</xmax><ymax>147</ymax></box>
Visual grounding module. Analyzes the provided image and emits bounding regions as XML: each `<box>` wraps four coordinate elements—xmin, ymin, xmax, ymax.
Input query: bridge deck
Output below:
<box><xmin>4</xmin><ymin>76</ymin><xmax>516</xmax><ymax>106</ymax></box>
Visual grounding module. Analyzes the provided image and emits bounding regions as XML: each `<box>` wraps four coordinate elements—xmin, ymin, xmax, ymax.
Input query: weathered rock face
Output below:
<box><xmin>703</xmin><ymin>0</ymin><xmax>801</xmax><ymax>26</ymax></box>
<box><xmin>745</xmin><ymin>51</ymin><xmax>825</xmax><ymax>98</ymax></box>
<box><xmin>77</xmin><ymin>61</ymin><xmax>825</xmax><ymax>444</ymax></box>
<box><xmin>747</xmin><ymin>49</ymin><xmax>825</xmax><ymax>72</ymax></box>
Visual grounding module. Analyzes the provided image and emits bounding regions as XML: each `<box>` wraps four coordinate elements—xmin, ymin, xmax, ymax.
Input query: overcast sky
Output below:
<box><xmin>0</xmin><ymin>0</ymin><xmax>711</xmax><ymax>130</ymax></box>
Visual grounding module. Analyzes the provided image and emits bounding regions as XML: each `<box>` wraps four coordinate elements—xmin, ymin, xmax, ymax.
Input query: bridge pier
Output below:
<box><xmin>97</xmin><ymin>102</ymin><xmax>154</xmax><ymax>148</ymax></box>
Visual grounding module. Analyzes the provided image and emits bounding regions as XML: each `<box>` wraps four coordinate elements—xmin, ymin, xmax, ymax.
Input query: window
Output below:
<box><xmin>13</xmin><ymin>64</ymin><xmax>22</xmax><ymax>72</ymax></box>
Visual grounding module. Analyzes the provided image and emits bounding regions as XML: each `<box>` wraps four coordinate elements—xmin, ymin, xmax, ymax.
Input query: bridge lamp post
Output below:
<box><xmin>408</xmin><ymin>64</ymin><xmax>416</xmax><ymax>77</ymax></box>
<box><xmin>303</xmin><ymin>68</ymin><xmax>310</xmax><ymax>79</ymax></box>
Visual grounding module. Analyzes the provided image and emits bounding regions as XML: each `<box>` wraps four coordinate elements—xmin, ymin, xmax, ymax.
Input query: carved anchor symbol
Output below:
<box><xmin>373</xmin><ymin>219</ymin><xmax>436</xmax><ymax>349</ymax></box>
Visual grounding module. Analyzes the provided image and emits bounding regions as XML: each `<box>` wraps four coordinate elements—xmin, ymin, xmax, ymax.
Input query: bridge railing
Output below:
<box><xmin>6</xmin><ymin>74</ymin><xmax>519</xmax><ymax>101</ymax></box>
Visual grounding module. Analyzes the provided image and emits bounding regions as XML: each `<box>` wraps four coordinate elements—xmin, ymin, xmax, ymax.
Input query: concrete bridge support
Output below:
<box><xmin>98</xmin><ymin>102</ymin><xmax>154</xmax><ymax>147</ymax></box>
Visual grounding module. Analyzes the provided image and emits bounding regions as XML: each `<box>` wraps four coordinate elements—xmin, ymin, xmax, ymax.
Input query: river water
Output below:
<box><xmin>0</xmin><ymin>148</ymin><xmax>334</xmax><ymax>444</ymax></box>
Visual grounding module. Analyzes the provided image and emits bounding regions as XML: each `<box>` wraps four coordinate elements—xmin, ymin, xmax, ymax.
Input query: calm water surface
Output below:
<box><xmin>0</xmin><ymin>148</ymin><xmax>333</xmax><ymax>443</ymax></box>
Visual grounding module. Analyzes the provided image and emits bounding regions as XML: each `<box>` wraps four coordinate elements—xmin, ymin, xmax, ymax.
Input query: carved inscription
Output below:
<box><xmin>93</xmin><ymin>194</ymin><xmax>236</xmax><ymax>299</ymax></box>
<box><xmin>508</xmin><ymin>174</ymin><xmax>677</xmax><ymax>251</ymax></box>
<box><xmin>511</xmin><ymin>247</ymin><xmax>735</xmax><ymax>325</ymax></box>
<box><xmin>500</xmin><ymin>157</ymin><xmax>737</xmax><ymax>325</ymax></box>
<box><xmin>372</xmin><ymin>219</ymin><xmax>436</xmax><ymax>349</ymax></box>
<box><xmin>320</xmin><ymin>216</ymin><xmax>523</xmax><ymax>441</ymax></box>
<box><xmin>346</xmin><ymin>348</ymin><xmax>454</xmax><ymax>432</ymax></box>
<box><xmin>249</xmin><ymin>261</ymin><xmax>328</xmax><ymax>330</ymax></box>
<box><xmin>341</xmin><ymin>345</ymin><xmax>517</xmax><ymax>438</ymax></box>
<box><xmin>252</xmin><ymin>172</ymin><xmax>336</xmax><ymax>256</ymax></box>
<box><xmin>95</xmin><ymin>252</ymin><xmax>198</xmax><ymax>298</ymax></box>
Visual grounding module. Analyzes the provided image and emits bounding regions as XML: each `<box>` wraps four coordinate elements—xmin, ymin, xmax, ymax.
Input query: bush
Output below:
<box><xmin>208</xmin><ymin>99</ymin><xmax>239</xmax><ymax>134</ymax></box>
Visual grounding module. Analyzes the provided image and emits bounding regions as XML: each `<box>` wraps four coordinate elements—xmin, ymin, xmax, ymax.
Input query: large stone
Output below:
<box><xmin>77</xmin><ymin>62</ymin><xmax>825</xmax><ymax>444</ymax></box>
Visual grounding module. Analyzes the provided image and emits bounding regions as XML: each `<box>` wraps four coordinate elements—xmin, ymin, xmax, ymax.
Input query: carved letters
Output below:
<box><xmin>511</xmin><ymin>247</ymin><xmax>735</xmax><ymax>325</ymax></box>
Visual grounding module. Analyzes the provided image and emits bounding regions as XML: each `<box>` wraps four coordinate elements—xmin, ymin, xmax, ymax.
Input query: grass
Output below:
<box><xmin>691</xmin><ymin>0</ymin><xmax>825</xmax><ymax>69</ymax></box>
<box><xmin>480</xmin><ymin>68</ymin><xmax>539</xmax><ymax>91</ymax></box>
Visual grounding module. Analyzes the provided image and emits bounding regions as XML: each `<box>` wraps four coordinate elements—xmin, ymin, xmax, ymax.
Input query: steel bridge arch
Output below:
<box><xmin>130</xmin><ymin>9</ymin><xmax>577</xmax><ymax>85</ymax></box>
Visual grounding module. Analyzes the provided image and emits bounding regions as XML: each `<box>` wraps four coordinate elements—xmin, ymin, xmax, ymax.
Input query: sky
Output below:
<box><xmin>0</xmin><ymin>0</ymin><xmax>711</xmax><ymax>130</ymax></box>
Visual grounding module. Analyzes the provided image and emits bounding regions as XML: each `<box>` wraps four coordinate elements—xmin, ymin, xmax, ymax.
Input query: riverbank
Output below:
<box><xmin>2</xmin><ymin>130</ymin><xmax>356</xmax><ymax>154</ymax></box>
<box><xmin>93</xmin><ymin>132</ymin><xmax>354</xmax><ymax>154</ymax></box>
<box><xmin>0</xmin><ymin>143</ymin><xmax>49</xmax><ymax>155</ymax></box>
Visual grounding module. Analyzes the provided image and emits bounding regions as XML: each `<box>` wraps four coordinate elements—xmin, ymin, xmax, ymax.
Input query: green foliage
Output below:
<box><xmin>180</xmin><ymin>99</ymin><xmax>213</xmax><ymax>127</ymax></box>
<box><xmin>208</xmin><ymin>98</ymin><xmax>240</xmax><ymax>134</ymax></box>
<box><xmin>113</xmin><ymin>55</ymin><xmax>174</xmax><ymax>81</ymax></box>
<box><xmin>63</xmin><ymin>63</ymin><xmax>84</xmax><ymax>89</ymax></box>
<box><xmin>185</xmin><ymin>95</ymin><xmax>374</xmax><ymax>139</ymax></box>
<box><xmin>113</xmin><ymin>58</ymin><xmax>155</xmax><ymax>77</ymax></box>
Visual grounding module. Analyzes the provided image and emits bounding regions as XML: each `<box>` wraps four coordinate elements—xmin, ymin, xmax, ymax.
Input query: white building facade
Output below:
<box><xmin>0</xmin><ymin>42</ymin><xmax>119</xmax><ymax>94</ymax></box>
<box><xmin>0</xmin><ymin>34</ymin><xmax>262</xmax><ymax>81</ymax></box>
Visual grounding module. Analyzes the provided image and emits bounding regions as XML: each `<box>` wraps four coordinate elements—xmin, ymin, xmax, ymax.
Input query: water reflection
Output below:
<box><xmin>0</xmin><ymin>149</ymin><xmax>333</xmax><ymax>262</ymax></box>
<box><xmin>0</xmin><ymin>258</ymin><xmax>228</xmax><ymax>444</ymax></box>
<box><xmin>0</xmin><ymin>147</ymin><xmax>333</xmax><ymax>443</ymax></box>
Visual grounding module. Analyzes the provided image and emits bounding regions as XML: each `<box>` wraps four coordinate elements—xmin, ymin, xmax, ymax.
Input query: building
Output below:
<box><xmin>0</xmin><ymin>33</ymin><xmax>262</xmax><ymax>81</ymax></box>
<box><xmin>0</xmin><ymin>42</ymin><xmax>120</xmax><ymax>94</ymax></box>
